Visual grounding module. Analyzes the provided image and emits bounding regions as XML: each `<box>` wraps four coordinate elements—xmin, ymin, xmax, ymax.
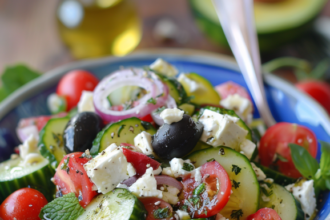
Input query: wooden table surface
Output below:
<box><xmin>0</xmin><ymin>0</ymin><xmax>330</xmax><ymax>80</ymax></box>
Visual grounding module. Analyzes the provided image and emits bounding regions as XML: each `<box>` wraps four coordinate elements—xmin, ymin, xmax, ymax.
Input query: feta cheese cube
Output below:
<box><xmin>84</xmin><ymin>147</ymin><xmax>129</xmax><ymax>194</ymax></box>
<box><xmin>286</xmin><ymin>180</ymin><xmax>316</xmax><ymax>219</ymax></box>
<box><xmin>160</xmin><ymin>108</ymin><xmax>184</xmax><ymax>124</ymax></box>
<box><xmin>175</xmin><ymin>210</ymin><xmax>191</xmax><ymax>220</ymax></box>
<box><xmin>178</xmin><ymin>73</ymin><xmax>205</xmax><ymax>93</ymax></box>
<box><xmin>153</xmin><ymin>166</ymin><xmax>162</xmax><ymax>175</ymax></box>
<box><xmin>220</xmin><ymin>94</ymin><xmax>253</xmax><ymax>122</ymax></box>
<box><xmin>77</xmin><ymin>91</ymin><xmax>95</xmax><ymax>113</ymax></box>
<box><xmin>127</xmin><ymin>163</ymin><xmax>136</xmax><ymax>177</ymax></box>
<box><xmin>251</xmin><ymin>162</ymin><xmax>266</xmax><ymax>181</ymax></box>
<box><xmin>199</xmin><ymin>109</ymin><xmax>248</xmax><ymax>150</ymax></box>
<box><xmin>129</xmin><ymin>167</ymin><xmax>162</xmax><ymax>198</ymax></box>
<box><xmin>162</xmin><ymin>185</ymin><xmax>180</xmax><ymax>205</ymax></box>
<box><xmin>116</xmin><ymin>183</ymin><xmax>128</xmax><ymax>189</ymax></box>
<box><xmin>239</xmin><ymin>139</ymin><xmax>256</xmax><ymax>159</ymax></box>
<box><xmin>150</xmin><ymin>58</ymin><xmax>178</xmax><ymax>77</ymax></box>
<box><xmin>19</xmin><ymin>134</ymin><xmax>39</xmax><ymax>159</ymax></box>
<box><xmin>134</xmin><ymin>131</ymin><xmax>154</xmax><ymax>155</ymax></box>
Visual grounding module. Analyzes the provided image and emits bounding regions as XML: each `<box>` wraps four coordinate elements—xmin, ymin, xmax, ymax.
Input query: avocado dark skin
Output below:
<box><xmin>63</xmin><ymin>112</ymin><xmax>104</xmax><ymax>154</ymax></box>
<box><xmin>152</xmin><ymin>114</ymin><xmax>204</xmax><ymax>160</ymax></box>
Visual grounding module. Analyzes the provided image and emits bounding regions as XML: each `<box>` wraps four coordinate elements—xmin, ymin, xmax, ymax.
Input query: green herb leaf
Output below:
<box><xmin>39</xmin><ymin>193</ymin><xmax>84</xmax><ymax>220</ymax></box>
<box><xmin>232</xmin><ymin>180</ymin><xmax>240</xmax><ymax>189</ymax></box>
<box><xmin>2</xmin><ymin>64</ymin><xmax>40</xmax><ymax>94</ymax></box>
<box><xmin>289</xmin><ymin>143</ymin><xmax>319</xmax><ymax>179</ymax></box>
<box><xmin>232</xmin><ymin>165</ymin><xmax>241</xmax><ymax>175</ymax></box>
<box><xmin>231</xmin><ymin>209</ymin><xmax>243</xmax><ymax>220</ymax></box>
<box><xmin>155</xmin><ymin>106</ymin><xmax>166</xmax><ymax>114</ymax></box>
<box><xmin>182</xmin><ymin>162</ymin><xmax>194</xmax><ymax>171</ymax></box>
<box><xmin>153</xmin><ymin>207</ymin><xmax>170</xmax><ymax>219</ymax></box>
<box><xmin>147</xmin><ymin>98</ymin><xmax>157</xmax><ymax>105</ymax></box>
<box><xmin>0</xmin><ymin>87</ymin><xmax>8</xmax><ymax>102</ymax></box>
<box><xmin>320</xmin><ymin>141</ymin><xmax>330</xmax><ymax>177</ymax></box>
<box><xmin>193</xmin><ymin>183</ymin><xmax>205</xmax><ymax>196</ymax></box>
<box><xmin>61</xmin><ymin>157</ymin><xmax>70</xmax><ymax>171</ymax></box>
<box><xmin>276</xmin><ymin>154</ymin><xmax>288</xmax><ymax>162</ymax></box>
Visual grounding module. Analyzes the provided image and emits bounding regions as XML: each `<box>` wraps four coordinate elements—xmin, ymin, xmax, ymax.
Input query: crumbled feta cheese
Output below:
<box><xmin>19</xmin><ymin>134</ymin><xmax>39</xmax><ymax>159</ymax></box>
<box><xmin>127</xmin><ymin>163</ymin><xmax>136</xmax><ymax>177</ymax></box>
<box><xmin>239</xmin><ymin>139</ymin><xmax>256</xmax><ymax>159</ymax></box>
<box><xmin>178</xmin><ymin>73</ymin><xmax>205</xmax><ymax>93</ymax></box>
<box><xmin>192</xmin><ymin>167</ymin><xmax>202</xmax><ymax>183</ymax></box>
<box><xmin>134</xmin><ymin>131</ymin><xmax>154</xmax><ymax>155</ymax></box>
<box><xmin>175</xmin><ymin>210</ymin><xmax>191</xmax><ymax>220</ymax></box>
<box><xmin>129</xmin><ymin>167</ymin><xmax>162</xmax><ymax>198</ymax></box>
<box><xmin>169</xmin><ymin>158</ymin><xmax>194</xmax><ymax>178</ymax></box>
<box><xmin>251</xmin><ymin>162</ymin><xmax>266</xmax><ymax>181</ymax></box>
<box><xmin>199</xmin><ymin>109</ymin><xmax>248</xmax><ymax>150</ymax></box>
<box><xmin>220</xmin><ymin>94</ymin><xmax>253</xmax><ymax>122</ymax></box>
<box><xmin>150</xmin><ymin>58</ymin><xmax>178</xmax><ymax>77</ymax></box>
<box><xmin>84</xmin><ymin>147</ymin><xmax>129</xmax><ymax>194</ymax></box>
<box><xmin>47</xmin><ymin>93</ymin><xmax>65</xmax><ymax>114</ymax></box>
<box><xmin>108</xmin><ymin>143</ymin><xmax>119</xmax><ymax>152</ymax></box>
<box><xmin>21</xmin><ymin>153</ymin><xmax>45</xmax><ymax>166</ymax></box>
<box><xmin>160</xmin><ymin>108</ymin><xmax>184</xmax><ymax>124</ymax></box>
<box><xmin>116</xmin><ymin>183</ymin><xmax>128</xmax><ymax>189</ymax></box>
<box><xmin>77</xmin><ymin>91</ymin><xmax>95</xmax><ymax>113</ymax></box>
<box><xmin>162</xmin><ymin>185</ymin><xmax>180</xmax><ymax>205</ymax></box>
<box><xmin>286</xmin><ymin>180</ymin><xmax>316</xmax><ymax>219</ymax></box>
<box><xmin>153</xmin><ymin>166</ymin><xmax>162</xmax><ymax>175</ymax></box>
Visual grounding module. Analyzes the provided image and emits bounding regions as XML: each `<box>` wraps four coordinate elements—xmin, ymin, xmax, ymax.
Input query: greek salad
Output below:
<box><xmin>0</xmin><ymin>58</ymin><xmax>330</xmax><ymax>220</ymax></box>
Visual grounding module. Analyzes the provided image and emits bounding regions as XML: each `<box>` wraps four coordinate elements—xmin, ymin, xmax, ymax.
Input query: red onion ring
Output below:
<box><xmin>93</xmin><ymin>68</ymin><xmax>169</xmax><ymax>122</ymax></box>
<box><xmin>16</xmin><ymin>125</ymin><xmax>39</xmax><ymax>143</ymax></box>
<box><xmin>122</xmin><ymin>176</ymin><xmax>138</xmax><ymax>187</ymax></box>
<box><xmin>151</xmin><ymin>95</ymin><xmax>177</xmax><ymax>126</ymax></box>
<box><xmin>155</xmin><ymin>175</ymin><xmax>183</xmax><ymax>191</ymax></box>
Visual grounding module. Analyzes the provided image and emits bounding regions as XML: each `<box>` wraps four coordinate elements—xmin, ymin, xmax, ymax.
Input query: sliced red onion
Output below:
<box><xmin>16</xmin><ymin>125</ymin><xmax>39</xmax><ymax>143</ymax></box>
<box><xmin>151</xmin><ymin>95</ymin><xmax>177</xmax><ymax>126</ymax></box>
<box><xmin>155</xmin><ymin>175</ymin><xmax>183</xmax><ymax>191</ymax></box>
<box><xmin>93</xmin><ymin>68</ymin><xmax>169</xmax><ymax>122</ymax></box>
<box><xmin>122</xmin><ymin>176</ymin><xmax>138</xmax><ymax>187</ymax></box>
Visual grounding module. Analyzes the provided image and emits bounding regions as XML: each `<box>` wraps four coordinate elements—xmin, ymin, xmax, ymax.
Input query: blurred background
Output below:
<box><xmin>1</xmin><ymin>0</ymin><xmax>330</xmax><ymax>92</ymax></box>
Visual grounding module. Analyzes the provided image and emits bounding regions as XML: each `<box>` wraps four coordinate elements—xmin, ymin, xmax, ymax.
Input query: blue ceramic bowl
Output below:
<box><xmin>0</xmin><ymin>49</ymin><xmax>329</xmax><ymax>219</ymax></box>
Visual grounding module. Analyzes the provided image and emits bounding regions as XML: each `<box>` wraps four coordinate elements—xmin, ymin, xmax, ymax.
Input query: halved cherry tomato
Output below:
<box><xmin>215</xmin><ymin>81</ymin><xmax>252</xmax><ymax>101</ymax></box>
<box><xmin>54</xmin><ymin>152</ymin><xmax>98</xmax><ymax>208</ymax></box>
<box><xmin>122</xmin><ymin>148</ymin><xmax>161</xmax><ymax>177</ymax></box>
<box><xmin>0</xmin><ymin>188</ymin><xmax>48</xmax><ymax>220</ymax></box>
<box><xmin>179</xmin><ymin>161</ymin><xmax>231</xmax><ymax>218</ymax></box>
<box><xmin>259</xmin><ymin>122</ymin><xmax>318</xmax><ymax>178</ymax></box>
<box><xmin>139</xmin><ymin>197</ymin><xmax>174</xmax><ymax>220</ymax></box>
<box><xmin>247</xmin><ymin>208</ymin><xmax>282</xmax><ymax>220</ymax></box>
<box><xmin>57</xmin><ymin>70</ymin><xmax>99</xmax><ymax>111</ymax></box>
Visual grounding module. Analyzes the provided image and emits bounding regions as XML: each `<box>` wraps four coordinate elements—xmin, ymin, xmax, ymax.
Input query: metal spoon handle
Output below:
<box><xmin>212</xmin><ymin>0</ymin><xmax>276</xmax><ymax>127</ymax></box>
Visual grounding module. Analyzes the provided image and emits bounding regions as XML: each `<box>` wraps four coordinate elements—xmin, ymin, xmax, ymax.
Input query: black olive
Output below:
<box><xmin>63</xmin><ymin>112</ymin><xmax>104</xmax><ymax>153</ymax></box>
<box><xmin>151</xmin><ymin>114</ymin><xmax>204</xmax><ymax>160</ymax></box>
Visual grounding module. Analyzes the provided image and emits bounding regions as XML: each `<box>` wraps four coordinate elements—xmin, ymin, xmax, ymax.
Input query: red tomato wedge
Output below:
<box><xmin>0</xmin><ymin>188</ymin><xmax>48</xmax><ymax>220</ymax></box>
<box><xmin>215</xmin><ymin>81</ymin><xmax>252</xmax><ymax>101</ymax></box>
<box><xmin>179</xmin><ymin>161</ymin><xmax>231</xmax><ymax>218</ymax></box>
<box><xmin>247</xmin><ymin>208</ymin><xmax>282</xmax><ymax>220</ymax></box>
<box><xmin>139</xmin><ymin>197</ymin><xmax>174</xmax><ymax>220</ymax></box>
<box><xmin>122</xmin><ymin>148</ymin><xmax>161</xmax><ymax>177</ymax></box>
<box><xmin>57</xmin><ymin>70</ymin><xmax>99</xmax><ymax>111</ymax></box>
<box><xmin>259</xmin><ymin>122</ymin><xmax>318</xmax><ymax>178</ymax></box>
<box><xmin>53</xmin><ymin>152</ymin><xmax>98</xmax><ymax>208</ymax></box>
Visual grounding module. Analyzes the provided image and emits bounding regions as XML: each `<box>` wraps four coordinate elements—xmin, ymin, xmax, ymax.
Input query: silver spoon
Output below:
<box><xmin>212</xmin><ymin>0</ymin><xmax>276</xmax><ymax>127</ymax></box>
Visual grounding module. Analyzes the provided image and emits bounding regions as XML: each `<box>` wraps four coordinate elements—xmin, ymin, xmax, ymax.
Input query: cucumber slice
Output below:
<box><xmin>77</xmin><ymin>188</ymin><xmax>147</xmax><ymax>220</ymax></box>
<box><xmin>90</xmin><ymin>117</ymin><xmax>156</xmax><ymax>156</ymax></box>
<box><xmin>178</xmin><ymin>73</ymin><xmax>220</xmax><ymax>105</ymax></box>
<box><xmin>179</xmin><ymin>103</ymin><xmax>195</xmax><ymax>116</ymax></box>
<box><xmin>259</xmin><ymin>183</ymin><xmax>304</xmax><ymax>220</ymax></box>
<box><xmin>199</xmin><ymin>106</ymin><xmax>253</xmax><ymax>141</ymax></box>
<box><xmin>156</xmin><ymin>74</ymin><xmax>188</xmax><ymax>105</ymax></box>
<box><xmin>0</xmin><ymin>157</ymin><xmax>55</xmax><ymax>202</ymax></box>
<box><xmin>39</xmin><ymin>117</ymin><xmax>69</xmax><ymax>169</ymax></box>
<box><xmin>255</xmin><ymin>163</ymin><xmax>296</xmax><ymax>186</ymax></box>
<box><xmin>185</xmin><ymin>147</ymin><xmax>259</xmax><ymax>220</ymax></box>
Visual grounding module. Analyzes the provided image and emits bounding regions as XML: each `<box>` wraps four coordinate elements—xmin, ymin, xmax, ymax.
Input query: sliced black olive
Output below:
<box><xmin>63</xmin><ymin>112</ymin><xmax>104</xmax><ymax>153</ymax></box>
<box><xmin>152</xmin><ymin>114</ymin><xmax>204</xmax><ymax>160</ymax></box>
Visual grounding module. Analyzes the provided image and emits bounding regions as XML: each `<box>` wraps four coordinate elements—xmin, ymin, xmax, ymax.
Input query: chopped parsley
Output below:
<box><xmin>232</xmin><ymin>165</ymin><xmax>241</xmax><ymax>175</ymax></box>
<box><xmin>193</xmin><ymin>183</ymin><xmax>205</xmax><ymax>196</ymax></box>
<box><xmin>61</xmin><ymin>157</ymin><xmax>70</xmax><ymax>171</ymax></box>
<box><xmin>153</xmin><ymin>207</ymin><xmax>171</xmax><ymax>219</ymax></box>
<box><xmin>231</xmin><ymin>209</ymin><xmax>243</xmax><ymax>220</ymax></box>
<box><xmin>52</xmin><ymin>132</ymin><xmax>63</xmax><ymax>147</ymax></box>
<box><xmin>232</xmin><ymin>180</ymin><xmax>240</xmax><ymax>189</ymax></box>
<box><xmin>182</xmin><ymin>162</ymin><xmax>194</xmax><ymax>171</ymax></box>
<box><xmin>155</xmin><ymin>106</ymin><xmax>166</xmax><ymax>114</ymax></box>
<box><xmin>147</xmin><ymin>97</ymin><xmax>157</xmax><ymax>105</ymax></box>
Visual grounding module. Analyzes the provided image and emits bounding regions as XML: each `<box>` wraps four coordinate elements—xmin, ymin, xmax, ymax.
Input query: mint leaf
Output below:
<box><xmin>320</xmin><ymin>141</ymin><xmax>330</xmax><ymax>177</ymax></box>
<box><xmin>2</xmin><ymin>64</ymin><xmax>40</xmax><ymax>94</ymax></box>
<box><xmin>289</xmin><ymin>143</ymin><xmax>319</xmax><ymax>179</ymax></box>
<box><xmin>39</xmin><ymin>193</ymin><xmax>84</xmax><ymax>220</ymax></box>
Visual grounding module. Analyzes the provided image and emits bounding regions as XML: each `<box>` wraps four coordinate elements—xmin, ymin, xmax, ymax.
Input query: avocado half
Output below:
<box><xmin>190</xmin><ymin>0</ymin><xmax>327</xmax><ymax>52</ymax></box>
